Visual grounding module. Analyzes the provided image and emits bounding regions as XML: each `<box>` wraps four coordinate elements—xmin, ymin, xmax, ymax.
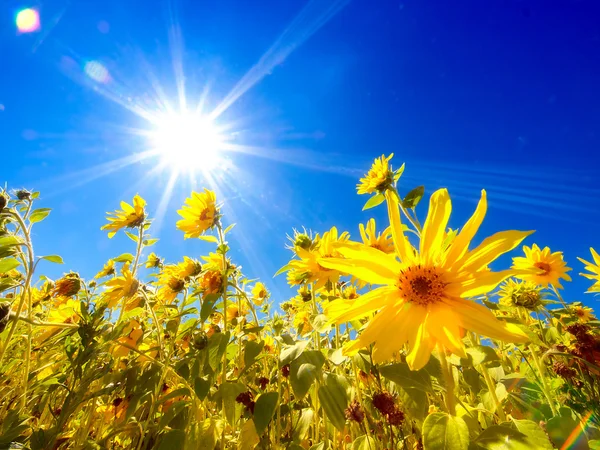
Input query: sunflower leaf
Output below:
<box><xmin>253</xmin><ymin>392</ymin><xmax>279</xmax><ymax>434</ymax></box>
<box><xmin>422</xmin><ymin>413</ymin><xmax>469</xmax><ymax>450</ymax></box>
<box><xmin>362</xmin><ymin>193</ymin><xmax>385</xmax><ymax>211</ymax></box>
<box><xmin>402</xmin><ymin>185</ymin><xmax>425</xmax><ymax>209</ymax></box>
<box><xmin>29</xmin><ymin>208</ymin><xmax>51</xmax><ymax>224</ymax></box>
<box><xmin>0</xmin><ymin>258</ymin><xmax>20</xmax><ymax>274</ymax></box>
<box><xmin>317</xmin><ymin>373</ymin><xmax>350</xmax><ymax>431</ymax></box>
<box><xmin>40</xmin><ymin>255</ymin><xmax>64</xmax><ymax>264</ymax></box>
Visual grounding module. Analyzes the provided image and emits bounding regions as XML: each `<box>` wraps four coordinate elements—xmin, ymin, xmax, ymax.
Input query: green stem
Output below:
<box><xmin>216</xmin><ymin>222</ymin><xmax>229</xmax><ymax>450</ymax></box>
<box><xmin>530</xmin><ymin>347</ymin><xmax>558</xmax><ymax>416</ymax></box>
<box><xmin>481</xmin><ymin>366</ymin><xmax>507</xmax><ymax>422</ymax></box>
<box><xmin>438</xmin><ymin>346</ymin><xmax>456</xmax><ymax>415</ymax></box>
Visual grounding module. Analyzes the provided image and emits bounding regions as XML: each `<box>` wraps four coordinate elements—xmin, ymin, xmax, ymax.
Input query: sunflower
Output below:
<box><xmin>293</xmin><ymin>310</ymin><xmax>313</xmax><ymax>336</ymax></box>
<box><xmin>251</xmin><ymin>282</ymin><xmax>269</xmax><ymax>306</ymax></box>
<box><xmin>101</xmin><ymin>195</ymin><xmax>146</xmax><ymax>238</ymax></box>
<box><xmin>95</xmin><ymin>260</ymin><xmax>115</xmax><ymax>279</ymax></box>
<box><xmin>512</xmin><ymin>244</ymin><xmax>572</xmax><ymax>289</ymax></box>
<box><xmin>199</xmin><ymin>270</ymin><xmax>223</xmax><ymax>296</ymax></box>
<box><xmin>112</xmin><ymin>319</ymin><xmax>143</xmax><ymax>358</ymax></box>
<box><xmin>36</xmin><ymin>299</ymin><xmax>81</xmax><ymax>342</ymax></box>
<box><xmin>356</xmin><ymin>154</ymin><xmax>395</xmax><ymax>195</ymax></box>
<box><xmin>51</xmin><ymin>273</ymin><xmax>81</xmax><ymax>298</ymax></box>
<box><xmin>103</xmin><ymin>263</ymin><xmax>139</xmax><ymax>309</ymax></box>
<box><xmin>319</xmin><ymin>189</ymin><xmax>531</xmax><ymax>370</ymax></box>
<box><xmin>145</xmin><ymin>252</ymin><xmax>162</xmax><ymax>269</ymax></box>
<box><xmin>498</xmin><ymin>279</ymin><xmax>543</xmax><ymax>310</ymax></box>
<box><xmin>262</xmin><ymin>334</ymin><xmax>276</xmax><ymax>354</ymax></box>
<box><xmin>578</xmin><ymin>248</ymin><xmax>600</xmax><ymax>293</ymax></box>
<box><xmin>359</xmin><ymin>219</ymin><xmax>394</xmax><ymax>253</ymax></box>
<box><xmin>156</xmin><ymin>267</ymin><xmax>186</xmax><ymax>304</ymax></box>
<box><xmin>570</xmin><ymin>305</ymin><xmax>595</xmax><ymax>323</ymax></box>
<box><xmin>226</xmin><ymin>301</ymin><xmax>249</xmax><ymax>322</ymax></box>
<box><xmin>177</xmin><ymin>256</ymin><xmax>202</xmax><ymax>279</ymax></box>
<box><xmin>176</xmin><ymin>189</ymin><xmax>218</xmax><ymax>238</ymax></box>
<box><xmin>286</xmin><ymin>227</ymin><xmax>349</xmax><ymax>289</ymax></box>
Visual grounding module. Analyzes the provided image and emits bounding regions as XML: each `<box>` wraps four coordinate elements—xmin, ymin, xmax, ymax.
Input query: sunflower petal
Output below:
<box><xmin>385</xmin><ymin>190</ymin><xmax>414</xmax><ymax>263</ymax></box>
<box><xmin>444</xmin><ymin>190</ymin><xmax>487</xmax><ymax>264</ymax></box>
<box><xmin>459</xmin><ymin>230</ymin><xmax>534</xmax><ymax>272</ymax></box>
<box><xmin>459</xmin><ymin>269</ymin><xmax>515</xmax><ymax>298</ymax></box>
<box><xmin>406</xmin><ymin>316</ymin><xmax>435</xmax><ymax>371</ymax></box>
<box><xmin>428</xmin><ymin>307</ymin><xmax>466</xmax><ymax>358</ymax></box>
<box><xmin>318</xmin><ymin>257</ymin><xmax>396</xmax><ymax>286</ymax></box>
<box><xmin>325</xmin><ymin>287</ymin><xmax>398</xmax><ymax>323</ymax></box>
<box><xmin>420</xmin><ymin>189</ymin><xmax>452</xmax><ymax>264</ymax></box>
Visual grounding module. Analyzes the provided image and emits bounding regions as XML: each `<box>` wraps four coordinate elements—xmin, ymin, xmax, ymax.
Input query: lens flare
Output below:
<box><xmin>84</xmin><ymin>61</ymin><xmax>110</xmax><ymax>84</ymax></box>
<box><xmin>16</xmin><ymin>8</ymin><xmax>40</xmax><ymax>33</ymax></box>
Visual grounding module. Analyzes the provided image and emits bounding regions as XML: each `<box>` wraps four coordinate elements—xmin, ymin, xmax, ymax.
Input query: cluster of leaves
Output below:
<box><xmin>0</xmin><ymin>166</ymin><xmax>599</xmax><ymax>450</ymax></box>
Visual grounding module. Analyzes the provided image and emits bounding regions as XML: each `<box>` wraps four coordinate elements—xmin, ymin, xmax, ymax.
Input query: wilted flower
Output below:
<box><xmin>345</xmin><ymin>399</ymin><xmax>365</xmax><ymax>423</ymax></box>
<box><xmin>52</xmin><ymin>273</ymin><xmax>81</xmax><ymax>298</ymax></box>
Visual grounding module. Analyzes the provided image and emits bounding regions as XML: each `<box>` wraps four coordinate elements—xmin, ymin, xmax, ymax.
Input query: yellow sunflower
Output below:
<box><xmin>251</xmin><ymin>282</ymin><xmax>269</xmax><ymax>306</ymax></box>
<box><xmin>176</xmin><ymin>189</ymin><xmax>218</xmax><ymax>238</ymax></box>
<box><xmin>226</xmin><ymin>300</ymin><xmax>249</xmax><ymax>322</ymax></box>
<box><xmin>578</xmin><ymin>248</ymin><xmax>600</xmax><ymax>293</ymax></box>
<box><xmin>103</xmin><ymin>263</ymin><xmax>139</xmax><ymax>309</ymax></box>
<box><xmin>359</xmin><ymin>219</ymin><xmax>394</xmax><ymax>253</ymax></box>
<box><xmin>112</xmin><ymin>319</ymin><xmax>143</xmax><ymax>358</ymax></box>
<box><xmin>95</xmin><ymin>260</ymin><xmax>115</xmax><ymax>279</ymax></box>
<box><xmin>498</xmin><ymin>279</ymin><xmax>542</xmax><ymax>310</ymax></box>
<box><xmin>101</xmin><ymin>195</ymin><xmax>146</xmax><ymax>238</ymax></box>
<box><xmin>199</xmin><ymin>270</ymin><xmax>223</xmax><ymax>296</ymax></box>
<box><xmin>145</xmin><ymin>252</ymin><xmax>162</xmax><ymax>269</ymax></box>
<box><xmin>356</xmin><ymin>154</ymin><xmax>395</xmax><ymax>195</ymax></box>
<box><xmin>37</xmin><ymin>299</ymin><xmax>81</xmax><ymax>342</ymax></box>
<box><xmin>319</xmin><ymin>189</ymin><xmax>531</xmax><ymax>370</ymax></box>
<box><xmin>570</xmin><ymin>305</ymin><xmax>595</xmax><ymax>323</ymax></box>
<box><xmin>177</xmin><ymin>256</ymin><xmax>203</xmax><ymax>279</ymax></box>
<box><xmin>156</xmin><ymin>266</ymin><xmax>186</xmax><ymax>304</ymax></box>
<box><xmin>286</xmin><ymin>227</ymin><xmax>349</xmax><ymax>289</ymax></box>
<box><xmin>512</xmin><ymin>244</ymin><xmax>572</xmax><ymax>289</ymax></box>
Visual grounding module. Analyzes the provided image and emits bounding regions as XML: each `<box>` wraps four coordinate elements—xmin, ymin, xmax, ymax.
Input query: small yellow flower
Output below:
<box><xmin>498</xmin><ymin>279</ymin><xmax>543</xmax><ymax>310</ymax></box>
<box><xmin>145</xmin><ymin>252</ymin><xmax>162</xmax><ymax>269</ymax></box>
<box><xmin>293</xmin><ymin>310</ymin><xmax>312</xmax><ymax>336</ymax></box>
<box><xmin>286</xmin><ymin>227</ymin><xmax>349</xmax><ymax>289</ymax></box>
<box><xmin>177</xmin><ymin>256</ymin><xmax>202</xmax><ymax>279</ymax></box>
<box><xmin>512</xmin><ymin>244</ymin><xmax>572</xmax><ymax>289</ymax></box>
<box><xmin>101</xmin><ymin>195</ymin><xmax>146</xmax><ymax>238</ymax></box>
<box><xmin>578</xmin><ymin>248</ymin><xmax>600</xmax><ymax>293</ymax></box>
<box><xmin>263</xmin><ymin>334</ymin><xmax>276</xmax><ymax>354</ymax></box>
<box><xmin>359</xmin><ymin>219</ymin><xmax>394</xmax><ymax>253</ymax></box>
<box><xmin>356</xmin><ymin>154</ymin><xmax>395</xmax><ymax>195</ymax></box>
<box><xmin>251</xmin><ymin>282</ymin><xmax>269</xmax><ymax>306</ymax></box>
<box><xmin>202</xmin><ymin>252</ymin><xmax>228</xmax><ymax>272</ymax></box>
<box><xmin>176</xmin><ymin>189</ymin><xmax>218</xmax><ymax>238</ymax></box>
<box><xmin>103</xmin><ymin>263</ymin><xmax>139</xmax><ymax>309</ymax></box>
<box><xmin>341</xmin><ymin>284</ymin><xmax>360</xmax><ymax>300</ymax></box>
<box><xmin>112</xmin><ymin>319</ymin><xmax>143</xmax><ymax>358</ymax></box>
<box><xmin>95</xmin><ymin>260</ymin><xmax>115</xmax><ymax>278</ymax></box>
<box><xmin>97</xmin><ymin>398</ymin><xmax>128</xmax><ymax>423</ymax></box>
<box><xmin>199</xmin><ymin>270</ymin><xmax>223</xmax><ymax>296</ymax></box>
<box><xmin>37</xmin><ymin>299</ymin><xmax>80</xmax><ymax>342</ymax></box>
<box><xmin>226</xmin><ymin>301</ymin><xmax>249</xmax><ymax>322</ymax></box>
<box><xmin>156</xmin><ymin>267</ymin><xmax>186</xmax><ymax>304</ymax></box>
<box><xmin>569</xmin><ymin>305</ymin><xmax>595</xmax><ymax>323</ymax></box>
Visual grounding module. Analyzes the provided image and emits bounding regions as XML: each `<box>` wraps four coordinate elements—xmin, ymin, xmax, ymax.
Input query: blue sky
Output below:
<box><xmin>1</xmin><ymin>0</ymin><xmax>599</xmax><ymax>304</ymax></box>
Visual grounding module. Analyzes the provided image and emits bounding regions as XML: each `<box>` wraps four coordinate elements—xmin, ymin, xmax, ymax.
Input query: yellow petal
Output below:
<box><xmin>334</xmin><ymin>242</ymin><xmax>400</xmax><ymax>272</ymax></box>
<box><xmin>325</xmin><ymin>286</ymin><xmax>398</xmax><ymax>323</ymax></box>
<box><xmin>590</xmin><ymin>248</ymin><xmax>600</xmax><ymax>266</ymax></box>
<box><xmin>444</xmin><ymin>190</ymin><xmax>487</xmax><ymax>265</ymax></box>
<box><xmin>458</xmin><ymin>230</ymin><xmax>534</xmax><ymax>272</ymax></box>
<box><xmin>420</xmin><ymin>189</ymin><xmax>452</xmax><ymax>264</ymax></box>
<box><xmin>385</xmin><ymin>190</ymin><xmax>414</xmax><ymax>263</ymax></box>
<box><xmin>318</xmin><ymin>257</ymin><xmax>396</xmax><ymax>286</ymax></box>
<box><xmin>449</xmin><ymin>297</ymin><xmax>529</xmax><ymax>343</ymax></box>
<box><xmin>427</xmin><ymin>306</ymin><xmax>466</xmax><ymax>358</ymax></box>
<box><xmin>459</xmin><ymin>270</ymin><xmax>514</xmax><ymax>298</ymax></box>
<box><xmin>406</xmin><ymin>316</ymin><xmax>435</xmax><ymax>371</ymax></box>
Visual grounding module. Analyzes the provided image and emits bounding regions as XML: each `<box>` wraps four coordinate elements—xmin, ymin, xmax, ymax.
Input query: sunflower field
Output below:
<box><xmin>1</xmin><ymin>155</ymin><xmax>600</xmax><ymax>450</ymax></box>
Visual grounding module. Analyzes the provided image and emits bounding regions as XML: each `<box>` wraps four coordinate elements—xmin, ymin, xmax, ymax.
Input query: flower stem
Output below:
<box><xmin>481</xmin><ymin>366</ymin><xmax>507</xmax><ymax>422</ymax></box>
<box><xmin>438</xmin><ymin>346</ymin><xmax>456</xmax><ymax>415</ymax></box>
<box><xmin>530</xmin><ymin>347</ymin><xmax>558</xmax><ymax>416</ymax></box>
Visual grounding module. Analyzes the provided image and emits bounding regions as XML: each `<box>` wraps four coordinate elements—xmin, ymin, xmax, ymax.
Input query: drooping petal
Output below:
<box><xmin>458</xmin><ymin>230</ymin><xmax>534</xmax><ymax>272</ymax></box>
<box><xmin>318</xmin><ymin>257</ymin><xmax>396</xmax><ymax>286</ymax></box>
<box><xmin>591</xmin><ymin>248</ymin><xmax>600</xmax><ymax>266</ymax></box>
<box><xmin>334</xmin><ymin>242</ymin><xmax>400</xmax><ymax>272</ymax></box>
<box><xmin>427</xmin><ymin>306</ymin><xmax>467</xmax><ymax>358</ymax></box>
<box><xmin>385</xmin><ymin>190</ymin><xmax>414</xmax><ymax>263</ymax></box>
<box><xmin>458</xmin><ymin>269</ymin><xmax>515</xmax><ymax>298</ymax></box>
<box><xmin>325</xmin><ymin>286</ymin><xmax>398</xmax><ymax>323</ymax></box>
<box><xmin>444</xmin><ymin>190</ymin><xmax>487</xmax><ymax>265</ymax></box>
<box><xmin>344</xmin><ymin>303</ymin><xmax>406</xmax><ymax>356</ymax></box>
<box><xmin>406</xmin><ymin>314</ymin><xmax>435</xmax><ymax>370</ymax></box>
<box><xmin>420</xmin><ymin>189</ymin><xmax>452</xmax><ymax>264</ymax></box>
<box><xmin>448</xmin><ymin>297</ymin><xmax>529</xmax><ymax>343</ymax></box>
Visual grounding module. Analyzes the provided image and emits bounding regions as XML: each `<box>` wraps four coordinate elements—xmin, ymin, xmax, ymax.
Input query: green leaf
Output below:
<box><xmin>143</xmin><ymin>238</ymin><xmax>159</xmax><ymax>246</ymax></box>
<box><xmin>0</xmin><ymin>236</ymin><xmax>22</xmax><ymax>259</ymax></box>
<box><xmin>293</xmin><ymin>409</ymin><xmax>314</xmax><ymax>442</ymax></box>
<box><xmin>157</xmin><ymin>429</ymin><xmax>185</xmax><ymax>450</ymax></box>
<box><xmin>422</xmin><ymin>413</ymin><xmax>469</xmax><ymax>450</ymax></box>
<box><xmin>208</xmin><ymin>331</ymin><xmax>230</xmax><ymax>371</ymax></box>
<box><xmin>194</xmin><ymin>377</ymin><xmax>210</xmax><ymax>400</ymax></box>
<box><xmin>196</xmin><ymin>419</ymin><xmax>217</xmax><ymax>450</ymax></box>
<box><xmin>352</xmin><ymin>436</ymin><xmax>378</xmax><ymax>450</ymax></box>
<box><xmin>244</xmin><ymin>340</ymin><xmax>265</xmax><ymax>368</ymax></box>
<box><xmin>290</xmin><ymin>350</ymin><xmax>326</xmax><ymax>400</ymax></box>
<box><xmin>29</xmin><ymin>208</ymin><xmax>51</xmax><ymax>224</ymax></box>
<box><xmin>125</xmin><ymin>231</ymin><xmax>139</xmax><ymax>242</ymax></box>
<box><xmin>511</xmin><ymin>419</ymin><xmax>554</xmax><ymax>449</ymax></box>
<box><xmin>318</xmin><ymin>373</ymin><xmax>350</xmax><ymax>431</ymax></box>
<box><xmin>200</xmin><ymin>293</ymin><xmax>220</xmax><ymax>322</ymax></box>
<box><xmin>223</xmin><ymin>223</ymin><xmax>236</xmax><ymax>234</ymax></box>
<box><xmin>474</xmin><ymin>425</ymin><xmax>529</xmax><ymax>450</ymax></box>
<box><xmin>402</xmin><ymin>185</ymin><xmax>425</xmax><ymax>209</ymax></box>
<box><xmin>40</xmin><ymin>255</ymin><xmax>64</xmax><ymax>264</ymax></box>
<box><xmin>280</xmin><ymin>340</ymin><xmax>310</xmax><ymax>367</ymax></box>
<box><xmin>546</xmin><ymin>407</ymin><xmax>589</xmax><ymax>450</ymax></box>
<box><xmin>589</xmin><ymin>441</ymin><xmax>600</xmax><ymax>450</ymax></box>
<box><xmin>199</xmin><ymin>235</ymin><xmax>219</xmax><ymax>243</ymax></box>
<box><xmin>0</xmin><ymin>258</ymin><xmax>20</xmax><ymax>274</ymax></box>
<box><xmin>311</xmin><ymin>314</ymin><xmax>331</xmax><ymax>333</ymax></box>
<box><xmin>328</xmin><ymin>348</ymin><xmax>347</xmax><ymax>366</ymax></box>
<box><xmin>253</xmin><ymin>392</ymin><xmax>279</xmax><ymax>434</ymax></box>
<box><xmin>218</xmin><ymin>382</ymin><xmax>246</xmax><ymax>425</ymax></box>
<box><xmin>467</xmin><ymin>346</ymin><xmax>500</xmax><ymax>366</ymax></box>
<box><xmin>380</xmin><ymin>362</ymin><xmax>433</xmax><ymax>393</ymax></box>
<box><xmin>239</xmin><ymin>419</ymin><xmax>260</xmax><ymax>450</ymax></box>
<box><xmin>394</xmin><ymin>162</ymin><xmax>406</xmax><ymax>181</ymax></box>
<box><xmin>114</xmin><ymin>253</ymin><xmax>135</xmax><ymax>263</ymax></box>
<box><xmin>362</xmin><ymin>193</ymin><xmax>385</xmax><ymax>211</ymax></box>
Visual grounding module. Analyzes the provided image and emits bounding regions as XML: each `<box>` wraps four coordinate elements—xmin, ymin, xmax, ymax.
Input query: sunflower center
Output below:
<box><xmin>534</xmin><ymin>262</ymin><xmax>552</xmax><ymax>275</ymax></box>
<box><xmin>397</xmin><ymin>265</ymin><xmax>446</xmax><ymax>306</ymax></box>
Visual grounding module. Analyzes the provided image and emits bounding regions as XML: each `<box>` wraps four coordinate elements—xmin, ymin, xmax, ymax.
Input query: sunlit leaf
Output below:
<box><xmin>402</xmin><ymin>186</ymin><xmax>425</xmax><ymax>209</ymax></box>
<box><xmin>362</xmin><ymin>193</ymin><xmax>385</xmax><ymax>211</ymax></box>
<box><xmin>318</xmin><ymin>373</ymin><xmax>350</xmax><ymax>431</ymax></box>
<box><xmin>29</xmin><ymin>208</ymin><xmax>51</xmax><ymax>224</ymax></box>
<box><xmin>40</xmin><ymin>255</ymin><xmax>63</xmax><ymax>264</ymax></box>
<box><xmin>253</xmin><ymin>392</ymin><xmax>279</xmax><ymax>434</ymax></box>
<box><xmin>422</xmin><ymin>413</ymin><xmax>469</xmax><ymax>450</ymax></box>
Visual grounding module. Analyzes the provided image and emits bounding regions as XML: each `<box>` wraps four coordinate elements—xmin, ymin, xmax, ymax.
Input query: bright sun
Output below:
<box><xmin>149</xmin><ymin>112</ymin><xmax>225</xmax><ymax>172</ymax></box>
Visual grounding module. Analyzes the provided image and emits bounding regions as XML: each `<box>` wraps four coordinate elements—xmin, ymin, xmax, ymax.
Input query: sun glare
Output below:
<box><xmin>149</xmin><ymin>113</ymin><xmax>225</xmax><ymax>172</ymax></box>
